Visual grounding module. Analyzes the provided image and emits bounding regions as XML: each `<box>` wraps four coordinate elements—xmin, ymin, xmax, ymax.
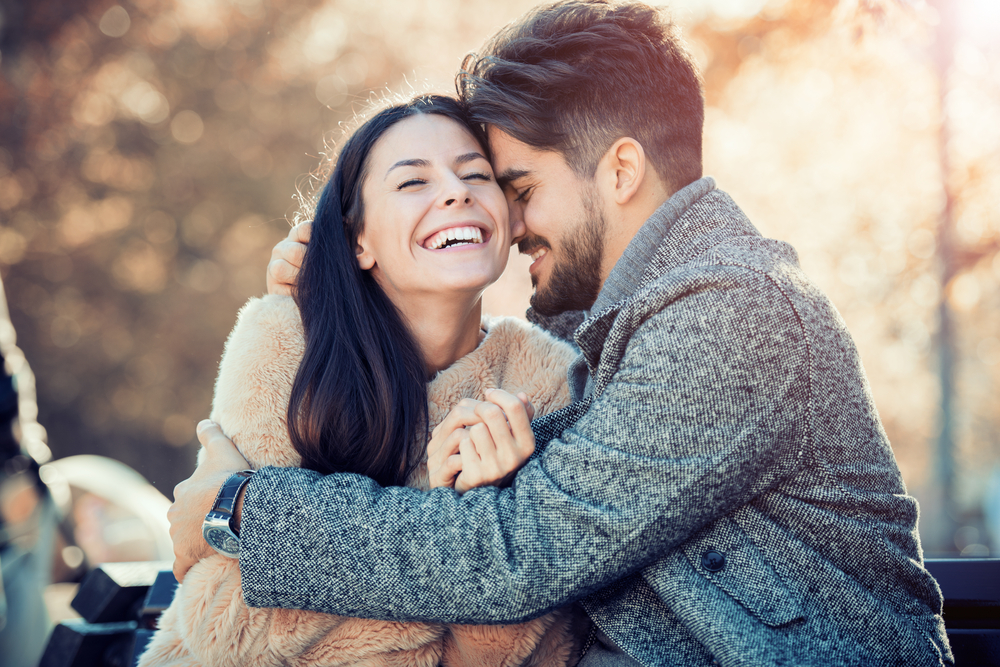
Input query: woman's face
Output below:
<box><xmin>356</xmin><ymin>113</ymin><xmax>510</xmax><ymax>304</ymax></box>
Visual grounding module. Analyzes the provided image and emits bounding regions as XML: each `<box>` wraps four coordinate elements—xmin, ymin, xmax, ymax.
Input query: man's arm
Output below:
<box><xmin>169</xmin><ymin>421</ymin><xmax>251</xmax><ymax>582</ymax></box>
<box><xmin>169</xmin><ymin>224</ymin><xmax>308</xmax><ymax>582</ymax></box>
<box><xmin>236</xmin><ymin>271</ymin><xmax>811</xmax><ymax>624</ymax></box>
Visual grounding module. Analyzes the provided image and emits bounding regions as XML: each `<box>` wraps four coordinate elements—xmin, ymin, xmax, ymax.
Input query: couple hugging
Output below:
<box><xmin>143</xmin><ymin>1</ymin><xmax>951</xmax><ymax>666</ymax></box>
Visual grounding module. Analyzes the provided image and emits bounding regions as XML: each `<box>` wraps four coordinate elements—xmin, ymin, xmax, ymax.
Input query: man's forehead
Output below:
<box><xmin>487</xmin><ymin>127</ymin><xmax>539</xmax><ymax>179</ymax></box>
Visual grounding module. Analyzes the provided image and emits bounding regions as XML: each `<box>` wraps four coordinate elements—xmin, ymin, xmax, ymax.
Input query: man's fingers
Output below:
<box><xmin>288</xmin><ymin>220</ymin><xmax>312</xmax><ymax>244</ymax></box>
<box><xmin>196</xmin><ymin>420</ymin><xmax>231</xmax><ymax>451</ymax></box>
<box><xmin>272</xmin><ymin>237</ymin><xmax>307</xmax><ymax>267</ymax></box>
<box><xmin>432</xmin><ymin>454</ymin><xmax>464</xmax><ymax>490</ymax></box>
<box><xmin>196</xmin><ymin>421</ymin><xmax>251</xmax><ymax>469</ymax></box>
<box><xmin>266</xmin><ymin>222</ymin><xmax>310</xmax><ymax>295</ymax></box>
<box><xmin>173</xmin><ymin>555</ymin><xmax>194</xmax><ymax>584</ymax></box>
<box><xmin>267</xmin><ymin>258</ymin><xmax>299</xmax><ymax>287</ymax></box>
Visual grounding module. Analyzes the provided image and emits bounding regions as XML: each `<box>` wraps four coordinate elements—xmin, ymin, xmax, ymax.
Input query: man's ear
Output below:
<box><xmin>600</xmin><ymin>137</ymin><xmax>646</xmax><ymax>206</ymax></box>
<box><xmin>355</xmin><ymin>233</ymin><xmax>376</xmax><ymax>270</ymax></box>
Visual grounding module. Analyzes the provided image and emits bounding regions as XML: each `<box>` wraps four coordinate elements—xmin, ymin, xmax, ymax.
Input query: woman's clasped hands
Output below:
<box><xmin>427</xmin><ymin>388</ymin><xmax>536</xmax><ymax>493</ymax></box>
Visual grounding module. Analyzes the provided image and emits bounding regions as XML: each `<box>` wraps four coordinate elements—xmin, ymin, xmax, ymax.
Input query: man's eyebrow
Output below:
<box><xmin>496</xmin><ymin>168</ymin><xmax>531</xmax><ymax>189</ymax></box>
<box><xmin>385</xmin><ymin>158</ymin><xmax>429</xmax><ymax>178</ymax></box>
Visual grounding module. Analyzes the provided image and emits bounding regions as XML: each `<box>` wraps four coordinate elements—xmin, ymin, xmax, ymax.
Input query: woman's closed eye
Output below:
<box><xmin>396</xmin><ymin>178</ymin><xmax>426</xmax><ymax>190</ymax></box>
<box><xmin>396</xmin><ymin>172</ymin><xmax>492</xmax><ymax>190</ymax></box>
<box><xmin>462</xmin><ymin>171</ymin><xmax>493</xmax><ymax>183</ymax></box>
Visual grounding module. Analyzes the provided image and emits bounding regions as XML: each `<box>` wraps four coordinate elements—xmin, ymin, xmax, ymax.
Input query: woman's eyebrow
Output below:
<box><xmin>385</xmin><ymin>158</ymin><xmax>430</xmax><ymax>178</ymax></box>
<box><xmin>455</xmin><ymin>151</ymin><xmax>488</xmax><ymax>165</ymax></box>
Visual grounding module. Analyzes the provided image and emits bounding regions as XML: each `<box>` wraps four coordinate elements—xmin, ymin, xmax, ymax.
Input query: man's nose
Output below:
<box><xmin>508</xmin><ymin>208</ymin><xmax>526</xmax><ymax>245</ymax></box>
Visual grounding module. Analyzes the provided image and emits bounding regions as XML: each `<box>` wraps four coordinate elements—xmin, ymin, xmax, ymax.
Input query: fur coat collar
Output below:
<box><xmin>139</xmin><ymin>294</ymin><xmax>583</xmax><ymax>667</ymax></box>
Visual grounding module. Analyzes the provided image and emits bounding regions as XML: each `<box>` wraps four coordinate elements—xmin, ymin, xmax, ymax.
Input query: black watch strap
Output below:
<box><xmin>212</xmin><ymin>470</ymin><xmax>254</xmax><ymax>521</ymax></box>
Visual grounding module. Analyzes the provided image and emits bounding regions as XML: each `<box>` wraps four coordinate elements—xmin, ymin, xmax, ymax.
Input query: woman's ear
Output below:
<box><xmin>355</xmin><ymin>233</ymin><xmax>376</xmax><ymax>270</ymax></box>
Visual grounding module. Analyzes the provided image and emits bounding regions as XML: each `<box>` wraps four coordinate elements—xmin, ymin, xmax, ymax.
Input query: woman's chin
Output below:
<box><xmin>426</xmin><ymin>268</ymin><xmax>506</xmax><ymax>298</ymax></box>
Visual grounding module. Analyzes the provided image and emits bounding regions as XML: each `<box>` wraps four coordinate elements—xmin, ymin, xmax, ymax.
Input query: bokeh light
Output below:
<box><xmin>0</xmin><ymin>0</ymin><xmax>997</xmax><ymax>558</ymax></box>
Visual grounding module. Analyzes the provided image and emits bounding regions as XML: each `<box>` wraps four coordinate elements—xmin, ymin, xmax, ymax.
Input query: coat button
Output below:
<box><xmin>702</xmin><ymin>550</ymin><xmax>726</xmax><ymax>572</ymax></box>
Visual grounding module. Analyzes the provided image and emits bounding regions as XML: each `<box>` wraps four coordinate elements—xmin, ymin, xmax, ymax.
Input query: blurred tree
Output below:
<box><xmin>0</xmin><ymin>0</ymin><xmax>997</xmax><ymax>557</ymax></box>
<box><xmin>688</xmin><ymin>0</ymin><xmax>1000</xmax><ymax>555</ymax></box>
<box><xmin>0</xmin><ymin>0</ymin><xmax>543</xmax><ymax>498</ymax></box>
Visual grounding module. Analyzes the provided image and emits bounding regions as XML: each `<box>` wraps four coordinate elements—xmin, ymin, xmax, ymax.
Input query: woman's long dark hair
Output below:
<box><xmin>287</xmin><ymin>94</ymin><xmax>489</xmax><ymax>487</ymax></box>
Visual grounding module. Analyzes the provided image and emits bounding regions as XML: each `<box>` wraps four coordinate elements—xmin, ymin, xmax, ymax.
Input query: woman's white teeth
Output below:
<box><xmin>426</xmin><ymin>226</ymin><xmax>484</xmax><ymax>249</ymax></box>
<box><xmin>530</xmin><ymin>248</ymin><xmax>547</xmax><ymax>261</ymax></box>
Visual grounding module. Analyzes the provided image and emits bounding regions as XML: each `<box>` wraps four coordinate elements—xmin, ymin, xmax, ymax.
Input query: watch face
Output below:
<box><xmin>205</xmin><ymin>525</ymin><xmax>240</xmax><ymax>557</ymax></box>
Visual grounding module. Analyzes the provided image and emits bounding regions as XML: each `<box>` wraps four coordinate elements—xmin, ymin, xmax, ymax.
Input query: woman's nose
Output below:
<box><xmin>441</xmin><ymin>175</ymin><xmax>473</xmax><ymax>207</ymax></box>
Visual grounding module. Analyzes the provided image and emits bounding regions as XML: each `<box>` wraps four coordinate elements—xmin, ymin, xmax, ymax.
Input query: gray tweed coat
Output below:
<box><xmin>239</xmin><ymin>178</ymin><xmax>952</xmax><ymax>667</ymax></box>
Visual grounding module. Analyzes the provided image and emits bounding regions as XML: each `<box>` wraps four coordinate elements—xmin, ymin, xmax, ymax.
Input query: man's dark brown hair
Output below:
<box><xmin>457</xmin><ymin>0</ymin><xmax>705</xmax><ymax>192</ymax></box>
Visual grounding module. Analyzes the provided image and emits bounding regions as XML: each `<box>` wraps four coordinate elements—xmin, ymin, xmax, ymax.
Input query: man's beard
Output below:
<box><xmin>523</xmin><ymin>199</ymin><xmax>606</xmax><ymax>317</ymax></box>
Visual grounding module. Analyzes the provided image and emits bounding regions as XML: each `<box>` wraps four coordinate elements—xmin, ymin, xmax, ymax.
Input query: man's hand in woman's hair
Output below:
<box><xmin>426</xmin><ymin>389</ymin><xmax>535</xmax><ymax>493</ymax></box>
<box><xmin>266</xmin><ymin>221</ymin><xmax>311</xmax><ymax>296</ymax></box>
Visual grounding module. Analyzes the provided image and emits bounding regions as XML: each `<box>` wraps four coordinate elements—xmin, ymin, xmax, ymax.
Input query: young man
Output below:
<box><xmin>171</xmin><ymin>2</ymin><xmax>951</xmax><ymax>664</ymax></box>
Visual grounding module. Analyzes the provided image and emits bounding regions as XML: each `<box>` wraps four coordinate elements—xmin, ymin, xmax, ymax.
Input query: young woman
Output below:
<box><xmin>138</xmin><ymin>95</ymin><xmax>586</xmax><ymax>667</ymax></box>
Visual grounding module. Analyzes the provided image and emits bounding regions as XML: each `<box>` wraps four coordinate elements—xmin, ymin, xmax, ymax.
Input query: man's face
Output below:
<box><xmin>488</xmin><ymin>128</ymin><xmax>606</xmax><ymax>316</ymax></box>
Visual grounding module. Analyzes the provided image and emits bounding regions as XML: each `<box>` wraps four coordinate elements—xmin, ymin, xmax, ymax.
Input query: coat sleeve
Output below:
<box><xmin>238</xmin><ymin>269</ymin><xmax>812</xmax><ymax>624</ymax></box>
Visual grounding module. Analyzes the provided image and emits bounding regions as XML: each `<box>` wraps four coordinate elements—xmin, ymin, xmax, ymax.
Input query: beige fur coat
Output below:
<box><xmin>139</xmin><ymin>294</ymin><xmax>583</xmax><ymax>667</ymax></box>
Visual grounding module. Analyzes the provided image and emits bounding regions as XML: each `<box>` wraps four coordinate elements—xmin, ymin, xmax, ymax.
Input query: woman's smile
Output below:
<box><xmin>421</xmin><ymin>224</ymin><xmax>489</xmax><ymax>250</ymax></box>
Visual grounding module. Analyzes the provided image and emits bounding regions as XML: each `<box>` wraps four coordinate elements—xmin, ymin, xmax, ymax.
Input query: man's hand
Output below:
<box><xmin>427</xmin><ymin>389</ymin><xmax>535</xmax><ymax>493</ymax></box>
<box><xmin>266</xmin><ymin>221</ymin><xmax>311</xmax><ymax>295</ymax></box>
<box><xmin>168</xmin><ymin>420</ymin><xmax>250</xmax><ymax>583</ymax></box>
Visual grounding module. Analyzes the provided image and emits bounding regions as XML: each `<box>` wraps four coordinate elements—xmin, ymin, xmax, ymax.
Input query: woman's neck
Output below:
<box><xmin>394</xmin><ymin>292</ymin><xmax>485</xmax><ymax>377</ymax></box>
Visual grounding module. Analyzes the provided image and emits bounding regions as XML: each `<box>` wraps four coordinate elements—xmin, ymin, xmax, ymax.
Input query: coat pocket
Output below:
<box><xmin>676</xmin><ymin>514</ymin><xmax>804</xmax><ymax>627</ymax></box>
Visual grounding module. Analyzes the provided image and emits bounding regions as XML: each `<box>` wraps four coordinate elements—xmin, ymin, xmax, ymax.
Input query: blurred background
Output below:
<box><xmin>0</xmin><ymin>0</ymin><xmax>997</xmax><ymax>614</ymax></box>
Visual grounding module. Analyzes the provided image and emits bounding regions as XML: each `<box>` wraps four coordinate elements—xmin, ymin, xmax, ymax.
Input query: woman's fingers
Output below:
<box><xmin>484</xmin><ymin>389</ymin><xmax>535</xmax><ymax>459</ymax></box>
<box><xmin>454</xmin><ymin>435</ymin><xmax>483</xmax><ymax>494</ymax></box>
<box><xmin>473</xmin><ymin>401</ymin><xmax>519</xmax><ymax>471</ymax></box>
<box><xmin>428</xmin><ymin>448</ymin><xmax>465</xmax><ymax>489</ymax></box>
<box><xmin>427</xmin><ymin>421</ymin><xmax>455</xmax><ymax>461</ymax></box>
<box><xmin>468</xmin><ymin>423</ymin><xmax>499</xmax><ymax>480</ymax></box>
<box><xmin>430</xmin><ymin>399</ymin><xmax>486</xmax><ymax>441</ymax></box>
<box><xmin>516</xmin><ymin>392</ymin><xmax>536</xmax><ymax>421</ymax></box>
<box><xmin>432</xmin><ymin>392</ymin><xmax>538</xmax><ymax>493</ymax></box>
<box><xmin>427</xmin><ymin>427</ymin><xmax>467</xmax><ymax>488</ymax></box>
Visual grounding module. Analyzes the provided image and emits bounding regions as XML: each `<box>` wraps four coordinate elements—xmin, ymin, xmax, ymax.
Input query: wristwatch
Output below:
<box><xmin>202</xmin><ymin>470</ymin><xmax>254</xmax><ymax>558</ymax></box>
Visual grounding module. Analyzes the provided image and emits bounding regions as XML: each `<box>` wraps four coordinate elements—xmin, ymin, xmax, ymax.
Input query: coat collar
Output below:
<box><xmin>588</xmin><ymin>176</ymin><xmax>717</xmax><ymax>317</ymax></box>
<box><xmin>568</xmin><ymin>178</ymin><xmax>765</xmax><ymax>399</ymax></box>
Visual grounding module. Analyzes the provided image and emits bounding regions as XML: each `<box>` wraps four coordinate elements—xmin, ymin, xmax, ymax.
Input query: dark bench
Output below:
<box><xmin>925</xmin><ymin>558</ymin><xmax>1000</xmax><ymax>665</ymax></box>
<box><xmin>41</xmin><ymin>559</ymin><xmax>1000</xmax><ymax>666</ymax></box>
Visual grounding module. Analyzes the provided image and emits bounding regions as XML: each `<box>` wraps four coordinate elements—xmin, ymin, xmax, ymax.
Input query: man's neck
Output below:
<box><xmin>590</xmin><ymin>177</ymin><xmax>716</xmax><ymax>315</ymax></box>
<box><xmin>599</xmin><ymin>180</ymin><xmax>674</xmax><ymax>290</ymax></box>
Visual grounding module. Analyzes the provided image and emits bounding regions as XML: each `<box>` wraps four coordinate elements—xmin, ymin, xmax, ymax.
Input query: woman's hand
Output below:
<box><xmin>426</xmin><ymin>389</ymin><xmax>536</xmax><ymax>493</ymax></box>
<box><xmin>266</xmin><ymin>221</ymin><xmax>310</xmax><ymax>295</ymax></box>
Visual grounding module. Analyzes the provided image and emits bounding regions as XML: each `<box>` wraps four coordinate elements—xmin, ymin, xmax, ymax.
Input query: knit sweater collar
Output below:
<box><xmin>589</xmin><ymin>176</ymin><xmax>716</xmax><ymax>317</ymax></box>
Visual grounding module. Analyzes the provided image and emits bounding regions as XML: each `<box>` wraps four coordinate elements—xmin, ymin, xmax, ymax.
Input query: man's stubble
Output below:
<box><xmin>526</xmin><ymin>193</ymin><xmax>606</xmax><ymax>317</ymax></box>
